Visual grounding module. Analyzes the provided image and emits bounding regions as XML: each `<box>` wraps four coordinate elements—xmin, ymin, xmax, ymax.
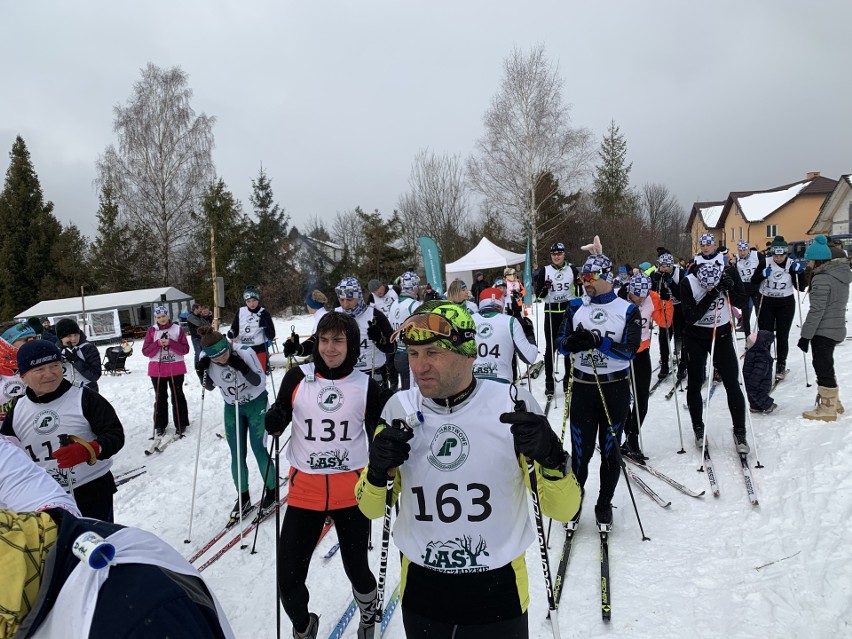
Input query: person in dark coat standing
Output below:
<box><xmin>55</xmin><ymin>318</ymin><xmax>102</xmax><ymax>393</ymax></box>
<box><xmin>742</xmin><ymin>330</ymin><xmax>776</xmax><ymax>414</ymax></box>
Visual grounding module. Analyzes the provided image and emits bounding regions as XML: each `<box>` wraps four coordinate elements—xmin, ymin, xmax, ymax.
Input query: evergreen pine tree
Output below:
<box><xmin>592</xmin><ymin>120</ymin><xmax>638</xmax><ymax>218</ymax></box>
<box><xmin>44</xmin><ymin>223</ymin><xmax>96</xmax><ymax>299</ymax></box>
<box><xmin>90</xmin><ymin>180</ymin><xmax>142</xmax><ymax>292</ymax></box>
<box><xmin>0</xmin><ymin>136</ymin><xmax>62</xmax><ymax>318</ymax></box>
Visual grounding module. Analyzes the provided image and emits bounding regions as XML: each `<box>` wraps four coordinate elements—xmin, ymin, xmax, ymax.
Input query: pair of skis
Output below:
<box><xmin>551</xmin><ymin>517</ymin><xmax>612</xmax><ymax>623</ymax></box>
<box><xmin>698</xmin><ymin>437</ymin><xmax>759</xmax><ymax>505</ymax></box>
<box><xmin>144</xmin><ymin>431</ymin><xmax>182</xmax><ymax>455</ymax></box>
<box><xmin>622</xmin><ymin>455</ymin><xmax>706</xmax><ymax>508</ymax></box>
<box><xmin>327</xmin><ymin>582</ymin><xmax>401</xmax><ymax>639</ymax></box>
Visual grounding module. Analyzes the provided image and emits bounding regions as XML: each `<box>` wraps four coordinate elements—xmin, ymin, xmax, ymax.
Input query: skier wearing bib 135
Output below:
<box><xmin>265</xmin><ymin>311</ymin><xmax>382</xmax><ymax>639</ymax></box>
<box><xmin>356</xmin><ymin>300</ymin><xmax>581</xmax><ymax>638</ymax></box>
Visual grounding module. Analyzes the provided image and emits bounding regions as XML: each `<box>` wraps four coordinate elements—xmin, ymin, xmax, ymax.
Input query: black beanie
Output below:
<box><xmin>55</xmin><ymin>318</ymin><xmax>81</xmax><ymax>340</ymax></box>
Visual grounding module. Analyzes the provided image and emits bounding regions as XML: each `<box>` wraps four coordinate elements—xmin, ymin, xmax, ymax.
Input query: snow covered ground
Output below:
<box><xmin>101</xmin><ymin>300</ymin><xmax>852</xmax><ymax>638</ymax></box>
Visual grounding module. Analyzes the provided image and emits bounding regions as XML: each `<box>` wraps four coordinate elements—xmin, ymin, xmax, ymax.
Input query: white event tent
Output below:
<box><xmin>445</xmin><ymin>237</ymin><xmax>526</xmax><ymax>287</ymax></box>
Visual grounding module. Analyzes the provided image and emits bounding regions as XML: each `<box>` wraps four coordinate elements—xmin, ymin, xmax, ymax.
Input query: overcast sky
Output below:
<box><xmin>2</xmin><ymin>1</ymin><xmax>850</xmax><ymax>240</ymax></box>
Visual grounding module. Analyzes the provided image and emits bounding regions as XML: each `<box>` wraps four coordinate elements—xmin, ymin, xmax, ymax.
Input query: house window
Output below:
<box><xmin>766</xmin><ymin>224</ymin><xmax>777</xmax><ymax>237</ymax></box>
<box><xmin>730</xmin><ymin>228</ymin><xmax>734</xmax><ymax>241</ymax></box>
<box><xmin>739</xmin><ymin>227</ymin><xmax>743</xmax><ymax>240</ymax></box>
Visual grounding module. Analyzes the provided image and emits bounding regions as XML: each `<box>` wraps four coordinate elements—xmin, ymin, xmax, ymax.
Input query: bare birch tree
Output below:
<box><xmin>467</xmin><ymin>44</ymin><xmax>594</xmax><ymax>259</ymax></box>
<box><xmin>641</xmin><ymin>182</ymin><xmax>689</xmax><ymax>257</ymax></box>
<box><xmin>397</xmin><ymin>149</ymin><xmax>469</xmax><ymax>262</ymax></box>
<box><xmin>96</xmin><ymin>63</ymin><xmax>215</xmax><ymax>285</ymax></box>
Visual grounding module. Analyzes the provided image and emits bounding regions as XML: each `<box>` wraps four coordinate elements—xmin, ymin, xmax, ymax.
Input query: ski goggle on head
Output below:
<box><xmin>771</xmin><ymin>246</ymin><xmax>788</xmax><ymax>256</ymax></box>
<box><xmin>580</xmin><ymin>271</ymin><xmax>605</xmax><ymax>283</ymax></box>
<box><xmin>391</xmin><ymin>312</ymin><xmax>475</xmax><ymax>347</ymax></box>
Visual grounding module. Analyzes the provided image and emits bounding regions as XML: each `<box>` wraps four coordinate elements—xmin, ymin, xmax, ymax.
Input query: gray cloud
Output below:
<box><xmin>2</xmin><ymin>0</ymin><xmax>849</xmax><ymax>240</ymax></box>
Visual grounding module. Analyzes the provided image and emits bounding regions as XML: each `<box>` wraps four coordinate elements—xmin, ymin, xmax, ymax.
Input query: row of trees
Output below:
<box><xmin>1</xmin><ymin>49</ymin><xmax>692</xmax><ymax>321</ymax></box>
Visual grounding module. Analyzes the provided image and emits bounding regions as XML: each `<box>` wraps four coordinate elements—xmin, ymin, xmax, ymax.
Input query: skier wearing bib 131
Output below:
<box><xmin>356</xmin><ymin>300</ymin><xmax>581</xmax><ymax>638</ymax></box>
<box><xmin>265</xmin><ymin>311</ymin><xmax>382</xmax><ymax>639</ymax></box>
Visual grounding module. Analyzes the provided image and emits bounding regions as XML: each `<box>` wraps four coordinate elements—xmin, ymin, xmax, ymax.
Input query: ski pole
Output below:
<box><xmin>184</xmin><ymin>373</ymin><xmax>207</xmax><ymax>544</ymax></box>
<box><xmin>274</xmin><ymin>434</ymin><xmax>281</xmax><ymax>639</ymax></box>
<box><xmin>250</xmin><ymin>436</ymin><xmax>278</xmax><ymax>554</ymax></box>
<box><xmin>663</xmin><ymin>284</ymin><xmax>686</xmax><ymax>454</ymax></box>
<box><xmin>376</xmin><ymin>474</ymin><xmax>396</xmax><ymax>624</ymax></box>
<box><xmin>628</xmin><ymin>360</ymin><xmax>645</xmax><ymax>455</ymax></box>
<box><xmin>589</xmin><ymin>355</ymin><xmax>650</xmax><ymax>542</ymax></box>
<box><xmin>795</xmin><ymin>287</ymin><xmax>811</xmax><ymax>388</ymax></box>
<box><xmin>233</xmin><ymin>371</ymin><xmax>247</xmax><ymax>549</ymax></box>
<box><xmin>700</xmin><ymin>303</ymin><xmax>720</xmax><ymax>468</ymax></box>
<box><xmin>509</xmin><ymin>383</ymin><xmax>560</xmax><ymax>638</ymax></box>
<box><xmin>726</xmin><ymin>294</ymin><xmax>764</xmax><ymax>469</ymax></box>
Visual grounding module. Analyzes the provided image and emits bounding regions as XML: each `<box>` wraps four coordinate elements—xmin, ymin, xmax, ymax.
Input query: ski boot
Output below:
<box><xmin>693</xmin><ymin>423</ymin><xmax>705</xmax><ymax>449</ymax></box>
<box><xmin>734</xmin><ymin>429</ymin><xmax>750</xmax><ymax>455</ymax></box>
<box><xmin>657</xmin><ymin>363</ymin><xmax>670</xmax><ymax>380</ymax></box>
<box><xmin>252</xmin><ymin>487</ymin><xmax>277</xmax><ymax>524</ymax></box>
<box><xmin>594</xmin><ymin>502</ymin><xmax>613</xmax><ymax>532</ymax></box>
<box><xmin>775</xmin><ymin>365</ymin><xmax>787</xmax><ymax>381</ymax></box>
<box><xmin>227</xmin><ymin>491</ymin><xmax>253</xmax><ymax>528</ymax></box>
<box><xmin>620</xmin><ymin>434</ymin><xmax>645</xmax><ymax>464</ymax></box>
<box><xmin>293</xmin><ymin>613</ymin><xmax>319</xmax><ymax>639</ymax></box>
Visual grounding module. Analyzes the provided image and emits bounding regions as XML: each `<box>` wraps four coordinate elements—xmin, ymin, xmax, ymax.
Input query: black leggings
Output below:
<box><xmin>150</xmin><ymin>375</ymin><xmax>189</xmax><ymax>432</ymax></box>
<box><xmin>658</xmin><ymin>303</ymin><xmax>683</xmax><ymax>366</ymax></box>
<box><xmin>757</xmin><ymin>296</ymin><xmax>796</xmax><ymax>367</ymax></box>
<box><xmin>543</xmin><ymin>304</ymin><xmax>568</xmax><ymax>391</ymax></box>
<box><xmin>811</xmin><ymin>335</ymin><xmax>838</xmax><ymax>388</ymax></box>
<box><xmin>278</xmin><ymin>505</ymin><xmax>375</xmax><ymax>632</ymax></box>
<box><xmin>402</xmin><ymin>607</ymin><xmax>528</xmax><ymax>638</ymax></box>
<box><xmin>569</xmin><ymin>378</ymin><xmax>630</xmax><ymax>506</ymax></box>
<box><xmin>684</xmin><ymin>330</ymin><xmax>746</xmax><ymax>432</ymax></box>
<box><xmin>625</xmin><ymin>349</ymin><xmax>651</xmax><ymax>437</ymax></box>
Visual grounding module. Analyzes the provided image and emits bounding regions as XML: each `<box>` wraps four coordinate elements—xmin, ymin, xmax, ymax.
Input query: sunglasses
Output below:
<box><xmin>580</xmin><ymin>271</ymin><xmax>604</xmax><ymax>283</ymax></box>
<box><xmin>390</xmin><ymin>313</ymin><xmax>474</xmax><ymax>347</ymax></box>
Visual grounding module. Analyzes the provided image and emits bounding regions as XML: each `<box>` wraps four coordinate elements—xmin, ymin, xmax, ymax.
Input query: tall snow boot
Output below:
<box><xmin>803</xmin><ymin>386</ymin><xmax>838</xmax><ymax>422</ymax></box>
<box><xmin>353</xmin><ymin>587</ymin><xmax>377</xmax><ymax>639</ymax></box>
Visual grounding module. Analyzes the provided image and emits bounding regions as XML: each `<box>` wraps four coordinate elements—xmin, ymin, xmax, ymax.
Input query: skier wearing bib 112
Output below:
<box><xmin>557</xmin><ymin>239</ymin><xmax>641</xmax><ymax>529</ymax></box>
<box><xmin>534</xmin><ymin>241</ymin><xmax>578</xmax><ymax>398</ymax></box>
<box><xmin>356</xmin><ymin>300</ymin><xmax>581</xmax><ymax>638</ymax></box>
<box><xmin>196</xmin><ymin>327</ymin><xmax>277</xmax><ymax>525</ymax></box>
<box><xmin>757</xmin><ymin>236</ymin><xmax>807</xmax><ymax>381</ymax></box>
<box><xmin>227</xmin><ymin>286</ymin><xmax>276</xmax><ymax>372</ymax></box>
<box><xmin>265</xmin><ymin>312</ymin><xmax>382</xmax><ymax>639</ymax></box>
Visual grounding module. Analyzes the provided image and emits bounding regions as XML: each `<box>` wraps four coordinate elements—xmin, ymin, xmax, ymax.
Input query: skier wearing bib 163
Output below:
<box><xmin>335</xmin><ymin>277</ymin><xmax>395</xmax><ymax>394</ymax></box>
<box><xmin>227</xmin><ymin>285</ymin><xmax>276</xmax><ymax>372</ymax></box>
<box><xmin>557</xmin><ymin>242</ymin><xmax>641</xmax><ymax>529</ymax></box>
<box><xmin>196</xmin><ymin>327</ymin><xmax>277</xmax><ymax>525</ymax></box>
<box><xmin>680</xmin><ymin>259</ymin><xmax>749</xmax><ymax>453</ymax></box>
<box><xmin>534</xmin><ymin>241</ymin><xmax>577</xmax><ymax>398</ymax></box>
<box><xmin>265</xmin><ymin>312</ymin><xmax>382</xmax><ymax>639</ymax></box>
<box><xmin>356</xmin><ymin>301</ymin><xmax>581</xmax><ymax>638</ymax></box>
<box><xmin>757</xmin><ymin>236</ymin><xmax>807</xmax><ymax>381</ymax></box>
<box><xmin>473</xmin><ymin>287</ymin><xmax>538</xmax><ymax>384</ymax></box>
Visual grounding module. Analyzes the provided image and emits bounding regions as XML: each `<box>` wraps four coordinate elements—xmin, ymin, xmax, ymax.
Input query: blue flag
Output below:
<box><xmin>523</xmin><ymin>232</ymin><xmax>533</xmax><ymax>305</ymax></box>
<box><xmin>417</xmin><ymin>236</ymin><xmax>444</xmax><ymax>293</ymax></box>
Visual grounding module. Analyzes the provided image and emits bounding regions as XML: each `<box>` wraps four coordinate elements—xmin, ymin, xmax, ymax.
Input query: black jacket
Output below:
<box><xmin>62</xmin><ymin>334</ymin><xmax>102</xmax><ymax>392</ymax></box>
<box><xmin>742</xmin><ymin>330</ymin><xmax>774</xmax><ymax>410</ymax></box>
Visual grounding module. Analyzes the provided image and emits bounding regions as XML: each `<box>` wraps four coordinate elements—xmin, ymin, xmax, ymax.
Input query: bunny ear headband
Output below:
<box><xmin>580</xmin><ymin>235</ymin><xmax>603</xmax><ymax>256</ymax></box>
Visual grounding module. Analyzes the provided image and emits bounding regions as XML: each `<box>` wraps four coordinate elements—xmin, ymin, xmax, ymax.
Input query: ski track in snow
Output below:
<box><xmin>100</xmin><ymin>301</ymin><xmax>852</xmax><ymax>637</ymax></box>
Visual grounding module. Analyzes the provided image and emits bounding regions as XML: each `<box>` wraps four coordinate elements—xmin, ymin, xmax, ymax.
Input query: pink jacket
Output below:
<box><xmin>142</xmin><ymin>321</ymin><xmax>190</xmax><ymax>377</ymax></box>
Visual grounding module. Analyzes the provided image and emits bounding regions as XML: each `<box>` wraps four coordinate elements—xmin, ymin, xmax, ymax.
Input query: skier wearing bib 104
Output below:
<box><xmin>196</xmin><ymin>327</ymin><xmax>277</xmax><ymax>523</ymax></box>
<box><xmin>355</xmin><ymin>301</ymin><xmax>581</xmax><ymax>638</ymax></box>
<box><xmin>534</xmin><ymin>241</ymin><xmax>578</xmax><ymax>398</ymax></box>
<box><xmin>334</xmin><ymin>277</ymin><xmax>395</xmax><ymax>394</ymax></box>
<box><xmin>265</xmin><ymin>312</ymin><xmax>382</xmax><ymax>639</ymax></box>
<box><xmin>227</xmin><ymin>285</ymin><xmax>276</xmax><ymax>372</ymax></box>
<box><xmin>473</xmin><ymin>287</ymin><xmax>538</xmax><ymax>384</ymax></box>
<box><xmin>556</xmin><ymin>239</ymin><xmax>641</xmax><ymax>528</ymax></box>
<box><xmin>757</xmin><ymin>236</ymin><xmax>807</xmax><ymax>381</ymax></box>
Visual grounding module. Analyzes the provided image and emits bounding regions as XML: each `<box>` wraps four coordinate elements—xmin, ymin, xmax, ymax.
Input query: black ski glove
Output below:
<box><xmin>283</xmin><ymin>334</ymin><xmax>300</xmax><ymax>357</ymax></box>
<box><xmin>63</xmin><ymin>348</ymin><xmax>78</xmax><ymax>363</ymax></box>
<box><xmin>264</xmin><ymin>404</ymin><xmax>292</xmax><ymax>436</ymax></box>
<box><xmin>797</xmin><ymin>337</ymin><xmax>810</xmax><ymax>353</ymax></box>
<box><xmin>366</xmin><ymin>320</ymin><xmax>383</xmax><ymax>345</ymax></box>
<box><xmin>367</xmin><ymin>422</ymin><xmax>413</xmax><ymax>486</ymax></box>
<box><xmin>227</xmin><ymin>353</ymin><xmax>251</xmax><ymax>374</ymax></box>
<box><xmin>716</xmin><ymin>272</ymin><xmax>734</xmax><ymax>295</ymax></box>
<box><xmin>658</xmin><ymin>283</ymin><xmax>671</xmax><ymax>301</ymax></box>
<box><xmin>196</xmin><ymin>356</ymin><xmax>212</xmax><ymax>372</ymax></box>
<box><xmin>499</xmin><ymin>411</ymin><xmax>566</xmax><ymax>471</ymax></box>
<box><xmin>561</xmin><ymin>328</ymin><xmax>601</xmax><ymax>353</ymax></box>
